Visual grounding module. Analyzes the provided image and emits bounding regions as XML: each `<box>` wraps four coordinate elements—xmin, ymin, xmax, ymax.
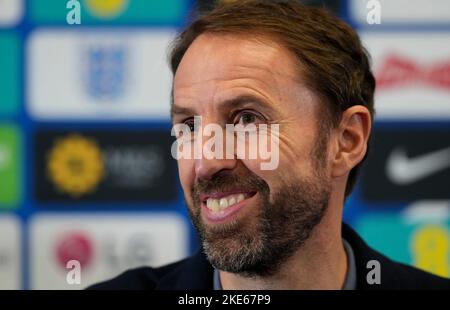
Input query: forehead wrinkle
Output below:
<box><xmin>230</xmin><ymin>57</ymin><xmax>300</xmax><ymax>82</ymax></box>
<box><xmin>212</xmin><ymin>84</ymin><xmax>276</xmax><ymax>111</ymax></box>
<box><xmin>175</xmin><ymin>33</ymin><xmax>300</xmax><ymax>85</ymax></box>
<box><xmin>174</xmin><ymin>74</ymin><xmax>300</xmax><ymax>119</ymax></box>
<box><xmin>175</xmin><ymin>73</ymin><xmax>273</xmax><ymax>102</ymax></box>
<box><xmin>173</xmin><ymin>33</ymin><xmax>309</xmax><ymax>118</ymax></box>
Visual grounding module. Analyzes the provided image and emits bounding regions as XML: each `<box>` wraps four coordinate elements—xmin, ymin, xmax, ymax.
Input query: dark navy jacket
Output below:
<box><xmin>88</xmin><ymin>223</ymin><xmax>450</xmax><ymax>290</ymax></box>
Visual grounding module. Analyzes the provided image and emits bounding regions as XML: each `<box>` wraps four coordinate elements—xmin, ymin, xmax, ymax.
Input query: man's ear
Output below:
<box><xmin>331</xmin><ymin>105</ymin><xmax>372</xmax><ymax>178</ymax></box>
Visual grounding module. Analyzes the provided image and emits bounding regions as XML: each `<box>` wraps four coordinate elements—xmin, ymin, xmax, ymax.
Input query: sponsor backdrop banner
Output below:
<box><xmin>34</xmin><ymin>129</ymin><xmax>177</xmax><ymax>203</ymax></box>
<box><xmin>30</xmin><ymin>0</ymin><xmax>186</xmax><ymax>25</ymax></box>
<box><xmin>27</xmin><ymin>29</ymin><xmax>175</xmax><ymax>120</ymax></box>
<box><xmin>360</xmin><ymin>32</ymin><xmax>450</xmax><ymax>120</ymax></box>
<box><xmin>0</xmin><ymin>215</ymin><xmax>21</xmax><ymax>290</ymax></box>
<box><xmin>361</xmin><ymin>128</ymin><xmax>450</xmax><ymax>202</ymax></box>
<box><xmin>0</xmin><ymin>124</ymin><xmax>22</xmax><ymax>208</ymax></box>
<box><xmin>0</xmin><ymin>0</ymin><xmax>449</xmax><ymax>289</ymax></box>
<box><xmin>30</xmin><ymin>214</ymin><xmax>189</xmax><ymax>289</ymax></box>
<box><xmin>0</xmin><ymin>32</ymin><xmax>20</xmax><ymax>117</ymax></box>
<box><xmin>350</xmin><ymin>0</ymin><xmax>450</xmax><ymax>25</ymax></box>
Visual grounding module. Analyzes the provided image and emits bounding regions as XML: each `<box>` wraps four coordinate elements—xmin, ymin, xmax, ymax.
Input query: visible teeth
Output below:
<box><xmin>207</xmin><ymin>198</ymin><xmax>220</xmax><ymax>212</ymax></box>
<box><xmin>228</xmin><ymin>197</ymin><xmax>236</xmax><ymax>206</ymax></box>
<box><xmin>219</xmin><ymin>198</ymin><xmax>228</xmax><ymax>210</ymax></box>
<box><xmin>206</xmin><ymin>193</ymin><xmax>250</xmax><ymax>212</ymax></box>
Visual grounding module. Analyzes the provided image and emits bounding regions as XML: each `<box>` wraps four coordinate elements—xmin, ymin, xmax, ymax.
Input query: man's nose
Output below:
<box><xmin>194</xmin><ymin>127</ymin><xmax>237</xmax><ymax>180</ymax></box>
<box><xmin>195</xmin><ymin>156</ymin><xmax>237</xmax><ymax>180</ymax></box>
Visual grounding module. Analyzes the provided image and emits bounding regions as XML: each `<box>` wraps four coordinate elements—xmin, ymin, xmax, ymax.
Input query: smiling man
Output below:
<box><xmin>90</xmin><ymin>0</ymin><xmax>450</xmax><ymax>290</ymax></box>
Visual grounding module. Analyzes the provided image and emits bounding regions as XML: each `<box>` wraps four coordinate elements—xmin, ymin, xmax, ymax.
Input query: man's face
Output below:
<box><xmin>172</xmin><ymin>34</ymin><xmax>332</xmax><ymax>276</ymax></box>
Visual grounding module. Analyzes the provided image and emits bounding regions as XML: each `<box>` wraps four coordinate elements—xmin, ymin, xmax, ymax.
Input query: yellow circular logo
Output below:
<box><xmin>47</xmin><ymin>134</ymin><xmax>104</xmax><ymax>198</ymax></box>
<box><xmin>84</xmin><ymin>0</ymin><xmax>129</xmax><ymax>19</ymax></box>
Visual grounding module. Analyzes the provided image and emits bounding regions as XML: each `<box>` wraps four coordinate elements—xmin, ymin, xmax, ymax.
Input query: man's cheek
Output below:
<box><xmin>177</xmin><ymin>159</ymin><xmax>195</xmax><ymax>201</ymax></box>
<box><xmin>239</xmin><ymin>159</ymin><xmax>278</xmax><ymax>189</ymax></box>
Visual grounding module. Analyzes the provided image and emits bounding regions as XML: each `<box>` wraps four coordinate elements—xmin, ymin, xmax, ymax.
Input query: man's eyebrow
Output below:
<box><xmin>171</xmin><ymin>94</ymin><xmax>274</xmax><ymax>119</ymax></box>
<box><xmin>218</xmin><ymin>95</ymin><xmax>273</xmax><ymax>112</ymax></box>
<box><xmin>171</xmin><ymin>104</ymin><xmax>194</xmax><ymax>117</ymax></box>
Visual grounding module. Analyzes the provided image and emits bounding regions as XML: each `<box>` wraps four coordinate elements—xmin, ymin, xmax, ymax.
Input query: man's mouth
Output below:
<box><xmin>199</xmin><ymin>190</ymin><xmax>258</xmax><ymax>223</ymax></box>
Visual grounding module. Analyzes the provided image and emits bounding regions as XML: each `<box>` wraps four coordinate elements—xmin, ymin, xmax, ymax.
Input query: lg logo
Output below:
<box><xmin>57</xmin><ymin>230</ymin><xmax>155</xmax><ymax>286</ymax></box>
<box><xmin>66</xmin><ymin>0</ymin><xmax>81</xmax><ymax>25</ymax></box>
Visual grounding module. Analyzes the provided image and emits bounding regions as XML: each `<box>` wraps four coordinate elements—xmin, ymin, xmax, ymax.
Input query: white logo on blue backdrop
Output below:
<box><xmin>84</xmin><ymin>45</ymin><xmax>128</xmax><ymax>102</ymax></box>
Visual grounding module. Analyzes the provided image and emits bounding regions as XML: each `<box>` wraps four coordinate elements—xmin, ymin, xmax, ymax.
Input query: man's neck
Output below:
<box><xmin>219</xmin><ymin>216</ymin><xmax>348</xmax><ymax>290</ymax></box>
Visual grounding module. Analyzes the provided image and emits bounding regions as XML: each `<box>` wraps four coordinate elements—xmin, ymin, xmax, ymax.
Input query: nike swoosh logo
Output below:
<box><xmin>386</xmin><ymin>146</ymin><xmax>450</xmax><ymax>185</ymax></box>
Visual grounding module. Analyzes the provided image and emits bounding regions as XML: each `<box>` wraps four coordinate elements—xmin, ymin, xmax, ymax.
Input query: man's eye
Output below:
<box><xmin>184</xmin><ymin>118</ymin><xmax>196</xmax><ymax>132</ymax></box>
<box><xmin>236</xmin><ymin>112</ymin><xmax>260</xmax><ymax>125</ymax></box>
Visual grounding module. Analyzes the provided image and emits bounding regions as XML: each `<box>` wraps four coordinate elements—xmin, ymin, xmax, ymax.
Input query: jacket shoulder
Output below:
<box><xmin>375</xmin><ymin>254</ymin><xmax>450</xmax><ymax>289</ymax></box>
<box><xmin>342</xmin><ymin>223</ymin><xmax>450</xmax><ymax>289</ymax></box>
<box><xmin>86</xmin><ymin>258</ymin><xmax>189</xmax><ymax>290</ymax></box>
<box><xmin>87</xmin><ymin>250</ymin><xmax>213</xmax><ymax>290</ymax></box>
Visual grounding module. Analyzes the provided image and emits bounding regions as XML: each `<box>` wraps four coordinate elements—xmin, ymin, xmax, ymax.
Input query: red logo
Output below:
<box><xmin>376</xmin><ymin>54</ymin><xmax>450</xmax><ymax>90</ymax></box>
<box><xmin>55</xmin><ymin>232</ymin><xmax>93</xmax><ymax>269</ymax></box>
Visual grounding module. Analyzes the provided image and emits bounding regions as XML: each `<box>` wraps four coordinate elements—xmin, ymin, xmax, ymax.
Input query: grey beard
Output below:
<box><xmin>188</xmin><ymin>170</ymin><xmax>330</xmax><ymax>278</ymax></box>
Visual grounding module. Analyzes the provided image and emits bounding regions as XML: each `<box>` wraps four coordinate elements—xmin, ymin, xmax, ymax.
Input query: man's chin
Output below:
<box><xmin>198</xmin><ymin>215</ymin><xmax>268</xmax><ymax>274</ymax></box>
<box><xmin>202</xmin><ymin>235</ymin><xmax>266</xmax><ymax>275</ymax></box>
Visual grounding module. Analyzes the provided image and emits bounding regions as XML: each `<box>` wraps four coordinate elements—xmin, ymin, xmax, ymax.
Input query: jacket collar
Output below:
<box><xmin>341</xmin><ymin>223</ymin><xmax>398</xmax><ymax>289</ymax></box>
